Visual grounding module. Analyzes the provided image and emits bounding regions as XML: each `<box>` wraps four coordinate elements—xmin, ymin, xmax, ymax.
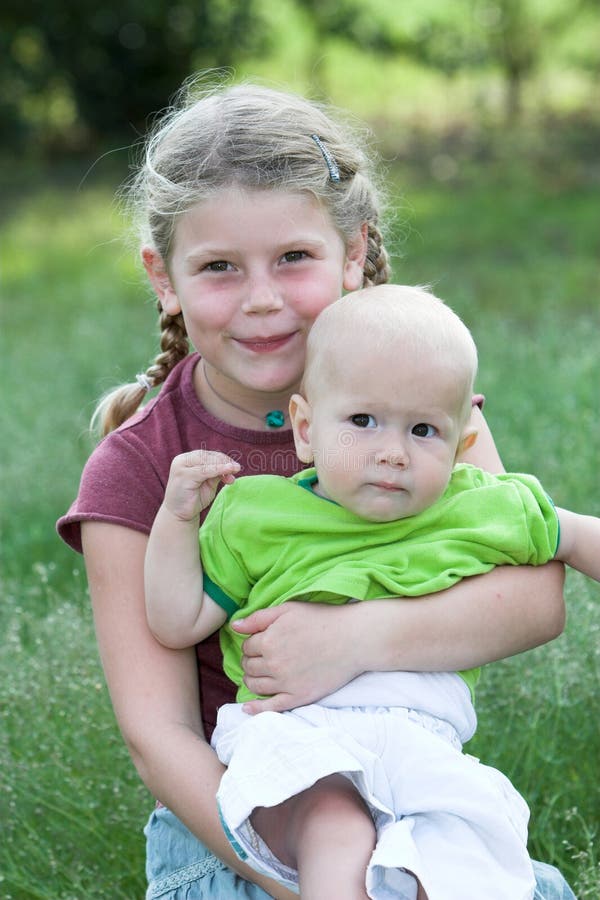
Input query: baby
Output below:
<box><xmin>145</xmin><ymin>285</ymin><xmax>600</xmax><ymax>900</ymax></box>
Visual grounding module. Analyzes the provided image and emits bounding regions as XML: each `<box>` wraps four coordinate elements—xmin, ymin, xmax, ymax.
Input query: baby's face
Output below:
<box><xmin>304</xmin><ymin>345</ymin><xmax>468</xmax><ymax>522</ymax></box>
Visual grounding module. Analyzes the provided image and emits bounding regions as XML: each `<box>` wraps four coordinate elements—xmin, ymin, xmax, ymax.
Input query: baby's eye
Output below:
<box><xmin>350</xmin><ymin>413</ymin><xmax>377</xmax><ymax>428</ymax></box>
<box><xmin>412</xmin><ymin>423</ymin><xmax>437</xmax><ymax>438</ymax></box>
<box><xmin>281</xmin><ymin>250</ymin><xmax>307</xmax><ymax>264</ymax></box>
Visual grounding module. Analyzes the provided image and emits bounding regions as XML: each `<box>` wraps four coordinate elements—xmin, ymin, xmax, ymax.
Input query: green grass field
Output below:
<box><xmin>1</xmin><ymin>155</ymin><xmax>599</xmax><ymax>898</ymax></box>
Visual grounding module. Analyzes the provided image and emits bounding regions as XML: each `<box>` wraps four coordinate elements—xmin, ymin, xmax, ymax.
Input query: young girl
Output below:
<box><xmin>57</xmin><ymin>78</ymin><xmax>573</xmax><ymax>899</ymax></box>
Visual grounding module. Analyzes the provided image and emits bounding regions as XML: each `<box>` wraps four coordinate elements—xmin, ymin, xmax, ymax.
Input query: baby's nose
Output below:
<box><xmin>375</xmin><ymin>447</ymin><xmax>408</xmax><ymax>467</ymax></box>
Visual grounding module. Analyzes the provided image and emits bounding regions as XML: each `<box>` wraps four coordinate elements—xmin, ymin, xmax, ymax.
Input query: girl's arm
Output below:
<box><xmin>82</xmin><ymin>520</ymin><xmax>296</xmax><ymax>900</ymax></box>
<box><xmin>237</xmin><ymin>408</ymin><xmax>567</xmax><ymax>714</ymax></box>
<box><xmin>236</xmin><ymin>564</ymin><xmax>565</xmax><ymax>713</ymax></box>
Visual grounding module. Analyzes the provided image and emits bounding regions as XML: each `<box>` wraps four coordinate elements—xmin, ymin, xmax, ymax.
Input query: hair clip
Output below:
<box><xmin>136</xmin><ymin>372</ymin><xmax>153</xmax><ymax>392</ymax></box>
<box><xmin>310</xmin><ymin>134</ymin><xmax>341</xmax><ymax>183</ymax></box>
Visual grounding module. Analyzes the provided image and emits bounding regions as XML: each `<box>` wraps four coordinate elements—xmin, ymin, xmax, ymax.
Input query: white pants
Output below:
<box><xmin>213</xmin><ymin>702</ymin><xmax>534</xmax><ymax>900</ymax></box>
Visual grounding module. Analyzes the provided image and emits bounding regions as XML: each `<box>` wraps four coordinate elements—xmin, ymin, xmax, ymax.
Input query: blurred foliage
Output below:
<box><xmin>0</xmin><ymin>0</ymin><xmax>265</xmax><ymax>152</ymax></box>
<box><xmin>296</xmin><ymin>0</ymin><xmax>596</xmax><ymax>120</ymax></box>
<box><xmin>0</xmin><ymin>0</ymin><xmax>598</xmax><ymax>159</ymax></box>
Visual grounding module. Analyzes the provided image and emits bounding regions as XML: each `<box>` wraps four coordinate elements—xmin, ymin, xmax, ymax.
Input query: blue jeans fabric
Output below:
<box><xmin>145</xmin><ymin>807</ymin><xmax>270</xmax><ymax>899</ymax></box>
<box><xmin>144</xmin><ymin>806</ymin><xmax>577</xmax><ymax>899</ymax></box>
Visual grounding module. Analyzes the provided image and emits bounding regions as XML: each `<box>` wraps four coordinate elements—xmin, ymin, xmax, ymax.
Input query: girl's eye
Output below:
<box><xmin>281</xmin><ymin>250</ymin><xmax>307</xmax><ymax>264</ymax></box>
<box><xmin>350</xmin><ymin>413</ymin><xmax>377</xmax><ymax>428</ymax></box>
<box><xmin>412</xmin><ymin>423</ymin><xmax>437</xmax><ymax>438</ymax></box>
<box><xmin>205</xmin><ymin>260</ymin><xmax>232</xmax><ymax>272</ymax></box>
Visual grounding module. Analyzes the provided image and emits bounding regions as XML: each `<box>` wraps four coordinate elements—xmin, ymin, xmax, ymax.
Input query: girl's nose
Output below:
<box><xmin>242</xmin><ymin>279</ymin><xmax>284</xmax><ymax>314</ymax></box>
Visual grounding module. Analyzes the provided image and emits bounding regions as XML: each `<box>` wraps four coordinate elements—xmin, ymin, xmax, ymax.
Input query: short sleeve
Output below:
<box><xmin>496</xmin><ymin>471</ymin><xmax>560</xmax><ymax>563</ymax></box>
<box><xmin>200</xmin><ymin>484</ymin><xmax>252</xmax><ymax>616</ymax></box>
<box><xmin>56</xmin><ymin>432</ymin><xmax>166</xmax><ymax>553</ymax></box>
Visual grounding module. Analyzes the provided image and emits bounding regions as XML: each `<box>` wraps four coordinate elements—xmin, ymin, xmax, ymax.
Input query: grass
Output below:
<box><xmin>1</xmin><ymin>149</ymin><xmax>599</xmax><ymax>898</ymax></box>
<box><xmin>1</xmin><ymin>586</ymin><xmax>148</xmax><ymax>899</ymax></box>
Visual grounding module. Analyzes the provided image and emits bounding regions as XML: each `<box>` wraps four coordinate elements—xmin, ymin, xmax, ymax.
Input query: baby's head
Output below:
<box><xmin>303</xmin><ymin>284</ymin><xmax>477</xmax><ymax>424</ymax></box>
<box><xmin>290</xmin><ymin>285</ymin><xmax>479</xmax><ymax>521</ymax></box>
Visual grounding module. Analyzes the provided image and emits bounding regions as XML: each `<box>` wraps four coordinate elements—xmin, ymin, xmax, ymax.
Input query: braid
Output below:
<box><xmin>90</xmin><ymin>303</ymin><xmax>189</xmax><ymax>438</ymax></box>
<box><xmin>144</xmin><ymin>302</ymin><xmax>189</xmax><ymax>387</ymax></box>
<box><xmin>363</xmin><ymin>222</ymin><xmax>391</xmax><ymax>287</ymax></box>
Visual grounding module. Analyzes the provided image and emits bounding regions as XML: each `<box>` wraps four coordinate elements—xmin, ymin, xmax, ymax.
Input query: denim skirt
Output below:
<box><xmin>144</xmin><ymin>805</ymin><xmax>576</xmax><ymax>899</ymax></box>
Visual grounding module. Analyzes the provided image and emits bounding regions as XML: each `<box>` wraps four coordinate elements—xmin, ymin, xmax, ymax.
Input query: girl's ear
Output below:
<box><xmin>342</xmin><ymin>223</ymin><xmax>368</xmax><ymax>292</ymax></box>
<box><xmin>289</xmin><ymin>393</ymin><xmax>315</xmax><ymax>464</ymax></box>
<box><xmin>142</xmin><ymin>247</ymin><xmax>182</xmax><ymax>316</ymax></box>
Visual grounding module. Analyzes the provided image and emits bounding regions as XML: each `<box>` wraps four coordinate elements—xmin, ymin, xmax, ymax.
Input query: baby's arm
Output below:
<box><xmin>145</xmin><ymin>450</ymin><xmax>240</xmax><ymax>648</ymax></box>
<box><xmin>555</xmin><ymin>507</ymin><xmax>600</xmax><ymax>582</ymax></box>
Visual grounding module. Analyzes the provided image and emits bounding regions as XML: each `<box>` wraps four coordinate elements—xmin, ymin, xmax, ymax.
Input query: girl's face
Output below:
<box><xmin>143</xmin><ymin>187</ymin><xmax>366</xmax><ymax>404</ymax></box>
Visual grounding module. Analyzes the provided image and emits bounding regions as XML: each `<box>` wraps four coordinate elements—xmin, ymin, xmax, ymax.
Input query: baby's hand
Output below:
<box><xmin>163</xmin><ymin>450</ymin><xmax>240</xmax><ymax>521</ymax></box>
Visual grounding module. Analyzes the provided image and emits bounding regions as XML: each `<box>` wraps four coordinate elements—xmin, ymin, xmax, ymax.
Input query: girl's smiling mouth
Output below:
<box><xmin>234</xmin><ymin>332</ymin><xmax>298</xmax><ymax>352</ymax></box>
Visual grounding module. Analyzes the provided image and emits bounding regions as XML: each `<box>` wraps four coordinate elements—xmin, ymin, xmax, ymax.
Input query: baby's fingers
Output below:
<box><xmin>168</xmin><ymin>452</ymin><xmax>241</xmax><ymax>491</ymax></box>
<box><xmin>164</xmin><ymin>451</ymin><xmax>240</xmax><ymax>517</ymax></box>
<box><xmin>175</xmin><ymin>449</ymin><xmax>241</xmax><ymax>479</ymax></box>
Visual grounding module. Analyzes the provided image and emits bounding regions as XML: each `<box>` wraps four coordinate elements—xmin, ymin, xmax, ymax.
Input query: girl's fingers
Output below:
<box><xmin>242</xmin><ymin>693</ymin><xmax>295</xmax><ymax>716</ymax></box>
<box><xmin>232</xmin><ymin>606</ymin><xmax>285</xmax><ymax>638</ymax></box>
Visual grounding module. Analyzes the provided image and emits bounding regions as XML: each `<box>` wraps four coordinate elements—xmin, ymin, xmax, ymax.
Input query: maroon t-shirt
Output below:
<box><xmin>57</xmin><ymin>353</ymin><xmax>303</xmax><ymax>739</ymax></box>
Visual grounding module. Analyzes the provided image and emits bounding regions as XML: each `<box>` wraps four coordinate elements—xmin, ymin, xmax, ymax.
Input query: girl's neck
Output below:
<box><xmin>195</xmin><ymin>361</ymin><xmax>294</xmax><ymax>432</ymax></box>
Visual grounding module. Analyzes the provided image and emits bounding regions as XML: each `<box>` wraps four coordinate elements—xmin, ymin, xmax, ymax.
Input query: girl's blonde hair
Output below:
<box><xmin>92</xmin><ymin>76</ymin><xmax>391</xmax><ymax>436</ymax></box>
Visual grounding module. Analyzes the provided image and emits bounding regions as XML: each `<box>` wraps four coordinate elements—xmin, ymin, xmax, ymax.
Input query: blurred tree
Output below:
<box><xmin>472</xmin><ymin>0</ymin><xmax>582</xmax><ymax>123</ymax></box>
<box><xmin>0</xmin><ymin>0</ymin><xmax>265</xmax><ymax>154</ymax></box>
<box><xmin>295</xmin><ymin>0</ymin><xmax>587</xmax><ymax>122</ymax></box>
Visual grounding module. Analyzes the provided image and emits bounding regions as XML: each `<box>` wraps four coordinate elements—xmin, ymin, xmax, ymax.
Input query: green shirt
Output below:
<box><xmin>200</xmin><ymin>463</ymin><xmax>559</xmax><ymax>703</ymax></box>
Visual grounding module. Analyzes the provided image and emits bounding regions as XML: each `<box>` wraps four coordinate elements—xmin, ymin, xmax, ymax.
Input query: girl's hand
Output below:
<box><xmin>233</xmin><ymin>561</ymin><xmax>567</xmax><ymax>716</ymax></box>
<box><xmin>233</xmin><ymin>602</ymin><xmax>362</xmax><ymax>714</ymax></box>
<box><xmin>163</xmin><ymin>450</ymin><xmax>240</xmax><ymax>521</ymax></box>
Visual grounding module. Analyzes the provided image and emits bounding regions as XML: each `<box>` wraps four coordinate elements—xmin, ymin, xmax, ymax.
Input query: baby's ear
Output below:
<box><xmin>457</xmin><ymin>427</ymin><xmax>478</xmax><ymax>457</ymax></box>
<box><xmin>289</xmin><ymin>394</ymin><xmax>314</xmax><ymax>463</ymax></box>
